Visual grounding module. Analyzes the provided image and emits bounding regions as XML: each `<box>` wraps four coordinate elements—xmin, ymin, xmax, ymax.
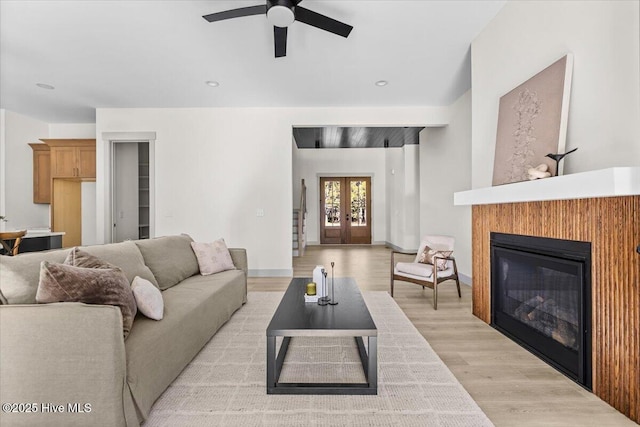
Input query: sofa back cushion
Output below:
<box><xmin>134</xmin><ymin>234</ymin><xmax>199</xmax><ymax>290</ymax></box>
<box><xmin>80</xmin><ymin>241</ymin><xmax>158</xmax><ymax>288</ymax></box>
<box><xmin>0</xmin><ymin>249</ymin><xmax>69</xmax><ymax>305</ymax></box>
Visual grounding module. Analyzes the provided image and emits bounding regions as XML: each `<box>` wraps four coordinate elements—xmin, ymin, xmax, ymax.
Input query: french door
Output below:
<box><xmin>320</xmin><ymin>177</ymin><xmax>371</xmax><ymax>244</ymax></box>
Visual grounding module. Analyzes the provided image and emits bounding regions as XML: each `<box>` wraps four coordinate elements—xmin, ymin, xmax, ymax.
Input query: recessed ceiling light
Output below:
<box><xmin>205</xmin><ymin>81</ymin><xmax>220</xmax><ymax>87</ymax></box>
<box><xmin>375</xmin><ymin>80</ymin><xmax>388</xmax><ymax>87</ymax></box>
<box><xmin>36</xmin><ymin>83</ymin><xmax>55</xmax><ymax>90</ymax></box>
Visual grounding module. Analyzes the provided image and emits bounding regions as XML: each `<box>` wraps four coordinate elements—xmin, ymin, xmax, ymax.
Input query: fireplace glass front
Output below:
<box><xmin>491</xmin><ymin>233</ymin><xmax>591</xmax><ymax>389</ymax></box>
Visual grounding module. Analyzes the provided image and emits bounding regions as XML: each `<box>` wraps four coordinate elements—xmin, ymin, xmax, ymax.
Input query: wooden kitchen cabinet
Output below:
<box><xmin>41</xmin><ymin>139</ymin><xmax>96</xmax><ymax>178</ymax></box>
<box><xmin>28</xmin><ymin>143</ymin><xmax>51</xmax><ymax>204</ymax></box>
<box><xmin>38</xmin><ymin>139</ymin><xmax>95</xmax><ymax>247</ymax></box>
<box><xmin>77</xmin><ymin>145</ymin><xmax>96</xmax><ymax>177</ymax></box>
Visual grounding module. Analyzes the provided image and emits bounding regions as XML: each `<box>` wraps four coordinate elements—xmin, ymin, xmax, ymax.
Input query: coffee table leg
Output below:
<box><xmin>368</xmin><ymin>336</ymin><xmax>377</xmax><ymax>391</ymax></box>
<box><xmin>267</xmin><ymin>335</ymin><xmax>276</xmax><ymax>393</ymax></box>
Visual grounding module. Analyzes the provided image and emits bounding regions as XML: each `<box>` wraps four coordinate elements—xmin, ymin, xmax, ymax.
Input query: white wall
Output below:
<box><xmin>403</xmin><ymin>145</ymin><xmax>420</xmax><ymax>250</ymax></box>
<box><xmin>81</xmin><ymin>182</ymin><xmax>97</xmax><ymax>246</ymax></box>
<box><xmin>96</xmin><ymin>106</ymin><xmax>449</xmax><ymax>275</ymax></box>
<box><xmin>0</xmin><ymin>110</ymin><xmax>5</xmax><ymax>230</ymax></box>
<box><xmin>385</xmin><ymin>147</ymin><xmax>404</xmax><ymax>248</ymax></box>
<box><xmin>49</xmin><ymin>123</ymin><xmax>96</xmax><ymax>139</ymax></box>
<box><xmin>420</xmin><ymin>91</ymin><xmax>472</xmax><ymax>280</ymax></box>
<box><xmin>293</xmin><ymin>147</ymin><xmax>387</xmax><ymax>244</ymax></box>
<box><xmin>384</xmin><ymin>145</ymin><xmax>421</xmax><ymax>251</ymax></box>
<box><xmin>0</xmin><ymin>110</ymin><xmax>50</xmax><ymax>230</ymax></box>
<box><xmin>472</xmin><ymin>0</ymin><xmax>640</xmax><ymax>188</ymax></box>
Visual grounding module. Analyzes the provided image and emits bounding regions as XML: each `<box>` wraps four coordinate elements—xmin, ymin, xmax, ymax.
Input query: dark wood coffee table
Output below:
<box><xmin>266</xmin><ymin>277</ymin><xmax>378</xmax><ymax>395</ymax></box>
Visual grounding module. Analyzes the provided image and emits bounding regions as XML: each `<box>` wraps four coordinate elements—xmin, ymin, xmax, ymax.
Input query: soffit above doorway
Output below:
<box><xmin>293</xmin><ymin>127</ymin><xmax>424</xmax><ymax>149</ymax></box>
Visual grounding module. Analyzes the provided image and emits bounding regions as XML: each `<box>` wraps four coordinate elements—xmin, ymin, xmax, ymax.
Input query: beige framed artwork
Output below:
<box><xmin>492</xmin><ymin>54</ymin><xmax>574</xmax><ymax>186</ymax></box>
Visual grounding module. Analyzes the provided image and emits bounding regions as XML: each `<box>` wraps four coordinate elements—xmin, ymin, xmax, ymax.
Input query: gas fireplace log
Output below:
<box><xmin>514</xmin><ymin>295</ymin><xmax>545</xmax><ymax>321</ymax></box>
<box><xmin>514</xmin><ymin>296</ymin><xmax>578</xmax><ymax>349</ymax></box>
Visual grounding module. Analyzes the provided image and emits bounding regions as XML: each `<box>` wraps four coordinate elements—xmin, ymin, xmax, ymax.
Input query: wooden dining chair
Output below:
<box><xmin>0</xmin><ymin>230</ymin><xmax>27</xmax><ymax>256</ymax></box>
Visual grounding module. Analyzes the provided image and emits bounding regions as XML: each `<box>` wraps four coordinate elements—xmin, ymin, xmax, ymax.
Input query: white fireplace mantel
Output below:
<box><xmin>454</xmin><ymin>167</ymin><xmax>640</xmax><ymax>206</ymax></box>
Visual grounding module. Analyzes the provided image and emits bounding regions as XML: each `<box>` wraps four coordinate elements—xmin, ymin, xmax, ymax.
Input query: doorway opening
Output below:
<box><xmin>320</xmin><ymin>177</ymin><xmax>371</xmax><ymax>244</ymax></box>
<box><xmin>111</xmin><ymin>141</ymin><xmax>151</xmax><ymax>242</ymax></box>
<box><xmin>103</xmin><ymin>131</ymin><xmax>156</xmax><ymax>244</ymax></box>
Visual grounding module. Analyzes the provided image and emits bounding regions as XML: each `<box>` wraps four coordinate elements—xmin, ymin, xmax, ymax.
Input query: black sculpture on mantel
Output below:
<box><xmin>546</xmin><ymin>147</ymin><xmax>578</xmax><ymax>176</ymax></box>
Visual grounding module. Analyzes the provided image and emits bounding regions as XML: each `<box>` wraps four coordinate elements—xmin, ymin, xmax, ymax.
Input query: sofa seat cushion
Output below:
<box><xmin>134</xmin><ymin>235</ymin><xmax>200</xmax><ymax>290</ymax></box>
<box><xmin>124</xmin><ymin>269</ymin><xmax>245</xmax><ymax>421</ymax></box>
<box><xmin>0</xmin><ymin>250</ymin><xmax>69</xmax><ymax>305</ymax></box>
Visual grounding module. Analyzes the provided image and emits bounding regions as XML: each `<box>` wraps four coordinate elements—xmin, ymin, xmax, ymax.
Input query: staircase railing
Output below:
<box><xmin>297</xmin><ymin>179</ymin><xmax>307</xmax><ymax>256</ymax></box>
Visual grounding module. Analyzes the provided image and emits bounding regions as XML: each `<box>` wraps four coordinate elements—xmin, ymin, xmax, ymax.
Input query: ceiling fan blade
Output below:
<box><xmin>203</xmin><ymin>5</ymin><xmax>267</xmax><ymax>23</ymax></box>
<box><xmin>274</xmin><ymin>26</ymin><xmax>287</xmax><ymax>58</ymax></box>
<box><xmin>295</xmin><ymin>6</ymin><xmax>353</xmax><ymax>38</ymax></box>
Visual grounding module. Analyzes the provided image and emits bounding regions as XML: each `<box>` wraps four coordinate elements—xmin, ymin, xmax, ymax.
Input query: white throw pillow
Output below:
<box><xmin>131</xmin><ymin>276</ymin><xmax>164</xmax><ymax>320</ymax></box>
<box><xmin>191</xmin><ymin>238</ymin><xmax>235</xmax><ymax>275</ymax></box>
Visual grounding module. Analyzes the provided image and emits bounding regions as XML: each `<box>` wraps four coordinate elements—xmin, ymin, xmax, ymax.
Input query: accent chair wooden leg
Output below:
<box><xmin>390</xmin><ymin>278</ymin><xmax>394</xmax><ymax>297</ymax></box>
<box><xmin>433</xmin><ymin>284</ymin><xmax>438</xmax><ymax>310</ymax></box>
<box><xmin>456</xmin><ymin>277</ymin><xmax>461</xmax><ymax>298</ymax></box>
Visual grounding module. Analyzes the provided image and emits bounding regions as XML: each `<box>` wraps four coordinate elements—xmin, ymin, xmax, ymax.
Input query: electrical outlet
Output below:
<box><xmin>256</xmin><ymin>208</ymin><xmax>265</xmax><ymax>217</ymax></box>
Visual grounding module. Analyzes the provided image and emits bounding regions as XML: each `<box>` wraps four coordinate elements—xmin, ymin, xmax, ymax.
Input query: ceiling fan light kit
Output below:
<box><xmin>203</xmin><ymin>0</ymin><xmax>353</xmax><ymax>58</ymax></box>
<box><xmin>267</xmin><ymin>1</ymin><xmax>295</xmax><ymax>28</ymax></box>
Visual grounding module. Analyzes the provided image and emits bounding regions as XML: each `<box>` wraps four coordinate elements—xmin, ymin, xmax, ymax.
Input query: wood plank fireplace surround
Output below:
<box><xmin>455</xmin><ymin>167</ymin><xmax>640</xmax><ymax>423</ymax></box>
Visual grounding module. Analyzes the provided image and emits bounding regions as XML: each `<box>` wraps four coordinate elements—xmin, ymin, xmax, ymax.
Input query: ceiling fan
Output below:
<box><xmin>202</xmin><ymin>0</ymin><xmax>353</xmax><ymax>58</ymax></box>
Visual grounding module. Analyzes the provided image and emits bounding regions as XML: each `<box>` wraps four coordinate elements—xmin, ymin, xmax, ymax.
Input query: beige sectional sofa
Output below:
<box><xmin>0</xmin><ymin>234</ymin><xmax>248</xmax><ymax>427</ymax></box>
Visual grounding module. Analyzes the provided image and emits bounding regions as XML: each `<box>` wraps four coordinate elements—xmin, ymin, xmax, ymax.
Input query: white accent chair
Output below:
<box><xmin>390</xmin><ymin>235</ymin><xmax>461</xmax><ymax>309</ymax></box>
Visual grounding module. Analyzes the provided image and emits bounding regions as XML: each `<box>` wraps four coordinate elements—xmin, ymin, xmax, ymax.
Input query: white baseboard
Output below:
<box><xmin>459</xmin><ymin>273</ymin><xmax>472</xmax><ymax>286</ymax></box>
<box><xmin>248</xmin><ymin>269</ymin><xmax>293</xmax><ymax>278</ymax></box>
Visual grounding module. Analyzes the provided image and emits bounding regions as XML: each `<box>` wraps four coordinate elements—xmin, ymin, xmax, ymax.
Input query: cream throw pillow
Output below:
<box><xmin>132</xmin><ymin>276</ymin><xmax>163</xmax><ymax>320</ymax></box>
<box><xmin>191</xmin><ymin>239</ymin><xmax>235</xmax><ymax>275</ymax></box>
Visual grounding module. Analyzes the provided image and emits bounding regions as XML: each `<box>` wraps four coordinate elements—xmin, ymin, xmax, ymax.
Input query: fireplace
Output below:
<box><xmin>490</xmin><ymin>232</ymin><xmax>592</xmax><ymax>389</ymax></box>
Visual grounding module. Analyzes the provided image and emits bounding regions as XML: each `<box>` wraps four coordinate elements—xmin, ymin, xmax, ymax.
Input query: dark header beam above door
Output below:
<box><xmin>294</xmin><ymin>127</ymin><xmax>424</xmax><ymax>149</ymax></box>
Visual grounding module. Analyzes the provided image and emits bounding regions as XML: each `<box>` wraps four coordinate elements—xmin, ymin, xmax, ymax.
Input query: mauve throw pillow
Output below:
<box><xmin>65</xmin><ymin>247</ymin><xmax>117</xmax><ymax>269</ymax></box>
<box><xmin>417</xmin><ymin>245</ymin><xmax>453</xmax><ymax>271</ymax></box>
<box><xmin>36</xmin><ymin>261</ymin><xmax>137</xmax><ymax>338</ymax></box>
<box><xmin>191</xmin><ymin>239</ymin><xmax>235</xmax><ymax>275</ymax></box>
<box><xmin>131</xmin><ymin>276</ymin><xmax>164</xmax><ymax>320</ymax></box>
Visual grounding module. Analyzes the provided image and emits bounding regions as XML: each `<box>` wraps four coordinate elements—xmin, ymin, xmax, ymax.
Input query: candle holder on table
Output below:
<box><xmin>318</xmin><ymin>270</ymin><xmax>330</xmax><ymax>306</ymax></box>
<box><xmin>329</xmin><ymin>261</ymin><xmax>338</xmax><ymax>305</ymax></box>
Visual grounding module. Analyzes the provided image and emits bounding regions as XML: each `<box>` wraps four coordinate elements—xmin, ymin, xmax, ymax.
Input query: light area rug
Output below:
<box><xmin>145</xmin><ymin>292</ymin><xmax>493</xmax><ymax>427</ymax></box>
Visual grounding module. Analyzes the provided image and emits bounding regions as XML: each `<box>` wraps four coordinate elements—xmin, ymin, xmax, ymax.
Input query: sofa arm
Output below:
<box><xmin>228</xmin><ymin>248</ymin><xmax>248</xmax><ymax>277</ymax></box>
<box><xmin>0</xmin><ymin>303</ymin><xmax>135</xmax><ymax>427</ymax></box>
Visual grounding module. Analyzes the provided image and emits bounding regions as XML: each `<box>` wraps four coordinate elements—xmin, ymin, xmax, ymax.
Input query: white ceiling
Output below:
<box><xmin>0</xmin><ymin>0</ymin><xmax>505</xmax><ymax>123</ymax></box>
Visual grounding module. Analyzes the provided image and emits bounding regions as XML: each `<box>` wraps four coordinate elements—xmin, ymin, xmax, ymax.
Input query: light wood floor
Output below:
<box><xmin>248</xmin><ymin>245</ymin><xmax>635</xmax><ymax>426</ymax></box>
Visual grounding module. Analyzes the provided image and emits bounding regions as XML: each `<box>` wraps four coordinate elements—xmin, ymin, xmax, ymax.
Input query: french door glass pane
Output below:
<box><xmin>324</xmin><ymin>181</ymin><xmax>341</xmax><ymax>227</ymax></box>
<box><xmin>350</xmin><ymin>180</ymin><xmax>367</xmax><ymax>226</ymax></box>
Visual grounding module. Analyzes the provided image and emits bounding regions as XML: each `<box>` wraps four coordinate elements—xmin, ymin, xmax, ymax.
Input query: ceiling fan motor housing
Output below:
<box><xmin>267</xmin><ymin>0</ymin><xmax>296</xmax><ymax>27</ymax></box>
